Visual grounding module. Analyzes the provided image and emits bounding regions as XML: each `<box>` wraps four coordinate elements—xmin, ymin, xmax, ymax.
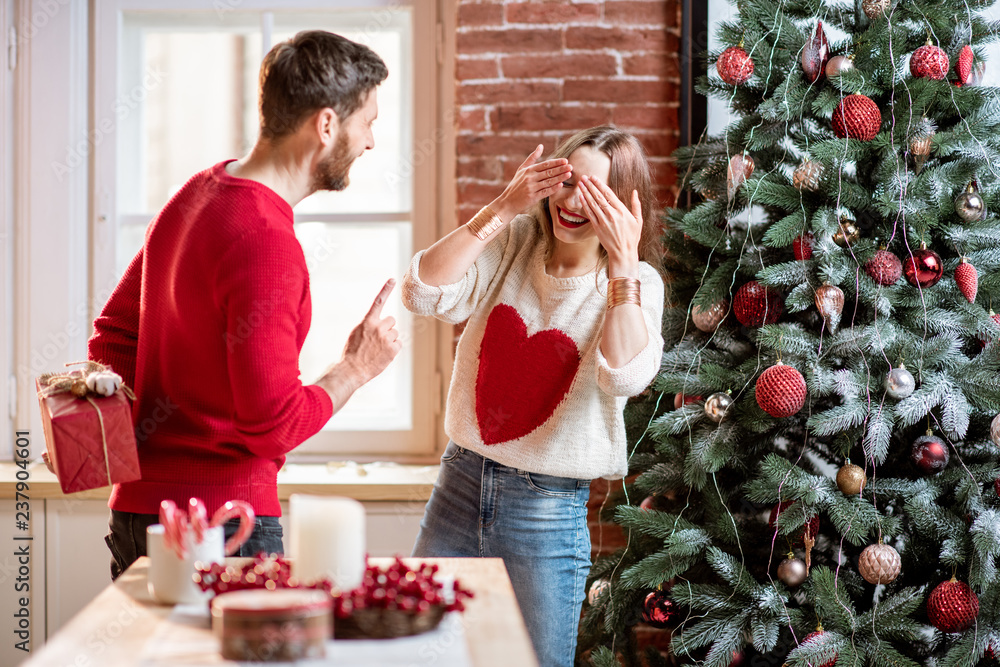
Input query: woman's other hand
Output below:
<box><xmin>493</xmin><ymin>145</ymin><xmax>573</xmax><ymax>220</ymax></box>
<box><xmin>577</xmin><ymin>176</ymin><xmax>642</xmax><ymax>277</ymax></box>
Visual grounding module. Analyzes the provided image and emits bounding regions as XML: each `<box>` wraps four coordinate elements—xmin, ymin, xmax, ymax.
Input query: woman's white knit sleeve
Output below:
<box><xmin>595</xmin><ymin>266</ymin><xmax>665</xmax><ymax>397</ymax></box>
<box><xmin>401</xmin><ymin>224</ymin><xmax>511</xmax><ymax>324</ymax></box>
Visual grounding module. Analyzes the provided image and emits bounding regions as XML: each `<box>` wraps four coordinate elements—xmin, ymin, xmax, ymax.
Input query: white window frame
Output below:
<box><xmin>0</xmin><ymin>0</ymin><xmax>456</xmax><ymax>462</ymax></box>
<box><xmin>1</xmin><ymin>0</ymin><xmax>12</xmax><ymax>457</ymax></box>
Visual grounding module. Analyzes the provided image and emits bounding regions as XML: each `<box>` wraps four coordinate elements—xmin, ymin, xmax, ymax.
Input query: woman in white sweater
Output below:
<box><xmin>401</xmin><ymin>126</ymin><xmax>665</xmax><ymax>667</ymax></box>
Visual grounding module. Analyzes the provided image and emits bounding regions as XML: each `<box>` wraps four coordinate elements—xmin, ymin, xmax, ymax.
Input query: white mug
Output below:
<box><xmin>147</xmin><ymin>524</ymin><xmax>224</xmax><ymax>605</ymax></box>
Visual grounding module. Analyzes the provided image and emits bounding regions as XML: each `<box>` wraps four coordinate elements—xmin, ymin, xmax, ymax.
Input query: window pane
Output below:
<box><xmin>294</xmin><ymin>222</ymin><xmax>413</xmax><ymax>431</ymax></box>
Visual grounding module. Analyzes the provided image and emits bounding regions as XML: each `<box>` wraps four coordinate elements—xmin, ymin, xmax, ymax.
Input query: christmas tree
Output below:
<box><xmin>579</xmin><ymin>2</ymin><xmax>1000</xmax><ymax>666</ymax></box>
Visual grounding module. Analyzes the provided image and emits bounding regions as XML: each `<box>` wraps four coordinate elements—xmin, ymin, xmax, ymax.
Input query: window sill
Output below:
<box><xmin>0</xmin><ymin>461</ymin><xmax>439</xmax><ymax>502</ymax></box>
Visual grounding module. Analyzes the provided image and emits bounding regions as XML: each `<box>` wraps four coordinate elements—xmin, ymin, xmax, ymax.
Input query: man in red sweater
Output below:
<box><xmin>86</xmin><ymin>31</ymin><xmax>401</xmax><ymax>579</ymax></box>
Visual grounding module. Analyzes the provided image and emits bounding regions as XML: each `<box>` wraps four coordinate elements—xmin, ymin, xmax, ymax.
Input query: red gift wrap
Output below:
<box><xmin>36</xmin><ymin>375</ymin><xmax>141</xmax><ymax>494</ymax></box>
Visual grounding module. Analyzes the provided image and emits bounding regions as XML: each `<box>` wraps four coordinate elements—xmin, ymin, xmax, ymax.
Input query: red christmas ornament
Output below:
<box><xmin>674</xmin><ymin>393</ymin><xmax>701</xmax><ymax>409</ymax></box>
<box><xmin>903</xmin><ymin>245</ymin><xmax>944</xmax><ymax>288</ymax></box>
<box><xmin>955</xmin><ymin>45</ymin><xmax>974</xmax><ymax>86</ymax></box>
<box><xmin>641</xmin><ymin>589</ymin><xmax>675</xmax><ymax>629</ymax></box>
<box><xmin>801</xmin><ymin>22</ymin><xmax>830</xmax><ymax>83</ymax></box>
<box><xmin>639</xmin><ymin>496</ymin><xmax>656</xmax><ymax>511</ymax></box>
<box><xmin>955</xmin><ymin>258</ymin><xmax>978</xmax><ymax>304</ymax></box>
<box><xmin>756</xmin><ymin>363</ymin><xmax>807</xmax><ymax>418</ymax></box>
<box><xmin>994</xmin><ymin>477</ymin><xmax>1000</xmax><ymax>498</ymax></box>
<box><xmin>717</xmin><ymin>46</ymin><xmax>754</xmax><ymax>85</ymax></box>
<box><xmin>734</xmin><ymin>280</ymin><xmax>784</xmax><ymax>327</ymax></box>
<box><xmin>768</xmin><ymin>500</ymin><xmax>820</xmax><ymax>547</ymax></box>
<box><xmin>911</xmin><ymin>432</ymin><xmax>950</xmax><ymax>474</ymax></box>
<box><xmin>927</xmin><ymin>578</ymin><xmax>979</xmax><ymax>633</ymax></box>
<box><xmin>832</xmin><ymin>94</ymin><xmax>882</xmax><ymax>141</ymax></box>
<box><xmin>793</xmin><ymin>233</ymin><xmax>814</xmax><ymax>261</ymax></box>
<box><xmin>910</xmin><ymin>43</ymin><xmax>950</xmax><ymax>80</ymax></box>
<box><xmin>864</xmin><ymin>249</ymin><xmax>903</xmax><ymax>286</ymax></box>
<box><xmin>801</xmin><ymin>630</ymin><xmax>837</xmax><ymax>667</ymax></box>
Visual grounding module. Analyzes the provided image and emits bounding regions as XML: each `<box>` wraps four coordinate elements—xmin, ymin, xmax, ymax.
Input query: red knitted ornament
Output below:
<box><xmin>864</xmin><ymin>249</ymin><xmax>903</xmax><ymax>286</ymax></box>
<box><xmin>717</xmin><ymin>46</ymin><xmax>754</xmax><ymax>85</ymax></box>
<box><xmin>955</xmin><ymin>45</ymin><xmax>974</xmax><ymax>86</ymax></box>
<box><xmin>910</xmin><ymin>44</ymin><xmax>950</xmax><ymax>80</ymax></box>
<box><xmin>768</xmin><ymin>500</ymin><xmax>820</xmax><ymax>547</ymax></box>
<box><xmin>734</xmin><ymin>280</ymin><xmax>784</xmax><ymax>327</ymax></box>
<box><xmin>793</xmin><ymin>233</ymin><xmax>814</xmax><ymax>261</ymax></box>
<box><xmin>801</xmin><ymin>631</ymin><xmax>837</xmax><ymax>667</ymax></box>
<box><xmin>903</xmin><ymin>247</ymin><xmax>944</xmax><ymax>288</ymax></box>
<box><xmin>756</xmin><ymin>363</ymin><xmax>807</xmax><ymax>418</ymax></box>
<box><xmin>832</xmin><ymin>94</ymin><xmax>882</xmax><ymax>141</ymax></box>
<box><xmin>927</xmin><ymin>579</ymin><xmax>979</xmax><ymax>633</ymax></box>
<box><xmin>955</xmin><ymin>258</ymin><xmax>978</xmax><ymax>304</ymax></box>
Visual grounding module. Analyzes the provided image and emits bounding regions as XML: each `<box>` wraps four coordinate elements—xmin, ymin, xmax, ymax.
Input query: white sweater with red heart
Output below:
<box><xmin>402</xmin><ymin>215</ymin><xmax>665</xmax><ymax>480</ymax></box>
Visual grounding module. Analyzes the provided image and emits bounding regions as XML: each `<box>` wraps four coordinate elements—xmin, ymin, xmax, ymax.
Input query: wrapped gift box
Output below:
<box><xmin>36</xmin><ymin>378</ymin><xmax>141</xmax><ymax>494</ymax></box>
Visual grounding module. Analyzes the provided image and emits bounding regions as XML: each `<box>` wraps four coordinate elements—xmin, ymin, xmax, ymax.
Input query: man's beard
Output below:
<box><xmin>312</xmin><ymin>132</ymin><xmax>356</xmax><ymax>192</ymax></box>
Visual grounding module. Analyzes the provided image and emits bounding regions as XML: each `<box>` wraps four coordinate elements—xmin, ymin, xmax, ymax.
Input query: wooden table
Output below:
<box><xmin>23</xmin><ymin>557</ymin><xmax>538</xmax><ymax>667</ymax></box>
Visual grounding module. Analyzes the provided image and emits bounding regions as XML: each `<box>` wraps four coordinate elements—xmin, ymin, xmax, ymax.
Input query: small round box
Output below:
<box><xmin>211</xmin><ymin>589</ymin><xmax>332</xmax><ymax>662</ymax></box>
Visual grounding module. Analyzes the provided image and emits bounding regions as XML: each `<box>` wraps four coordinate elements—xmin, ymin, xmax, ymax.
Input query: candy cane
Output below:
<box><xmin>188</xmin><ymin>497</ymin><xmax>208</xmax><ymax>545</ymax></box>
<box><xmin>159</xmin><ymin>500</ymin><xmax>189</xmax><ymax>560</ymax></box>
<box><xmin>210</xmin><ymin>500</ymin><xmax>255</xmax><ymax>556</ymax></box>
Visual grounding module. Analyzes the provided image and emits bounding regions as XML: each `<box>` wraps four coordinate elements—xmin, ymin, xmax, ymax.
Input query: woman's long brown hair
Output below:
<box><xmin>535</xmin><ymin>125</ymin><xmax>663</xmax><ymax>277</ymax></box>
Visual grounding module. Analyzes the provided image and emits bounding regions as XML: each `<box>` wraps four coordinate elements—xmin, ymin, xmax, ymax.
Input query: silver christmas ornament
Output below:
<box><xmin>955</xmin><ymin>182</ymin><xmax>987</xmax><ymax>222</ymax></box>
<box><xmin>704</xmin><ymin>392</ymin><xmax>734</xmax><ymax>423</ymax></box>
<box><xmin>991</xmin><ymin>414</ymin><xmax>1000</xmax><ymax>447</ymax></box>
<box><xmin>777</xmin><ymin>557</ymin><xmax>808</xmax><ymax>587</ymax></box>
<box><xmin>885</xmin><ymin>365</ymin><xmax>915</xmax><ymax>400</ymax></box>
<box><xmin>825</xmin><ymin>55</ymin><xmax>854</xmax><ymax>78</ymax></box>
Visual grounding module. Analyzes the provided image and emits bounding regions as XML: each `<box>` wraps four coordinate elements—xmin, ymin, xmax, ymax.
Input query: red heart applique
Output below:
<box><xmin>476</xmin><ymin>304</ymin><xmax>580</xmax><ymax>445</ymax></box>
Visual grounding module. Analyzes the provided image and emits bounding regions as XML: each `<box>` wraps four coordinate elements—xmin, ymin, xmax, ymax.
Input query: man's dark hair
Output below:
<box><xmin>258</xmin><ymin>30</ymin><xmax>388</xmax><ymax>142</ymax></box>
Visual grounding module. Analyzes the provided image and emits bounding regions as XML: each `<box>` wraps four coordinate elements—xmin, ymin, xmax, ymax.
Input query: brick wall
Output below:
<box><xmin>454</xmin><ymin>0</ymin><xmax>682</xmax><ymax>227</ymax></box>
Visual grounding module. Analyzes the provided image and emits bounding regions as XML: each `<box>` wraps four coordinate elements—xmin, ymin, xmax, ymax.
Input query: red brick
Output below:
<box><xmin>457</xmin><ymin>134</ymin><xmax>550</xmax><ymax>158</ymax></box>
<box><xmin>612</xmin><ymin>104</ymin><xmax>677</xmax><ymax>130</ymax></box>
<box><xmin>457</xmin><ymin>156</ymin><xmax>503</xmax><ymax>181</ymax></box>
<box><xmin>633</xmin><ymin>130</ymin><xmax>678</xmax><ymax>157</ymax></box>
<box><xmin>457</xmin><ymin>81</ymin><xmax>562</xmax><ymax>105</ymax></box>
<box><xmin>505</xmin><ymin>1</ymin><xmax>601</xmax><ymax>24</ymax></box>
<box><xmin>457</xmin><ymin>108</ymin><xmax>488</xmax><ymax>133</ymax></box>
<box><xmin>457</xmin><ymin>2</ymin><xmax>504</xmax><ymax>26</ymax></box>
<box><xmin>590</xmin><ymin>522</ymin><xmax>628</xmax><ymax>553</ymax></box>
<box><xmin>564</xmin><ymin>78</ymin><xmax>675</xmax><ymax>104</ymax></box>
<box><xmin>456</xmin><ymin>57</ymin><xmax>500</xmax><ymax>81</ymax></box>
<box><xmin>457</xmin><ymin>205</ymin><xmax>481</xmax><ymax>225</ymax></box>
<box><xmin>502</xmin><ymin>53</ymin><xmax>617</xmax><ymax>79</ymax></box>
<box><xmin>495</xmin><ymin>104</ymin><xmax>611</xmax><ymax>132</ymax></box>
<box><xmin>623</xmin><ymin>53</ymin><xmax>681</xmax><ymax>78</ymax></box>
<box><xmin>458</xmin><ymin>180</ymin><xmax>504</xmax><ymax>203</ymax></box>
<box><xmin>457</xmin><ymin>28</ymin><xmax>563</xmax><ymax>54</ymax></box>
<box><xmin>604</xmin><ymin>1</ymin><xmax>675</xmax><ymax>26</ymax></box>
<box><xmin>634</xmin><ymin>626</ymin><xmax>675</xmax><ymax>653</ymax></box>
<box><xmin>565</xmin><ymin>26</ymin><xmax>668</xmax><ymax>52</ymax></box>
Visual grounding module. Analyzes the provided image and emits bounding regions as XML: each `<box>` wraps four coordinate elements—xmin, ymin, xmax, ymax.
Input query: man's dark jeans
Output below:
<box><xmin>105</xmin><ymin>509</ymin><xmax>284</xmax><ymax>580</ymax></box>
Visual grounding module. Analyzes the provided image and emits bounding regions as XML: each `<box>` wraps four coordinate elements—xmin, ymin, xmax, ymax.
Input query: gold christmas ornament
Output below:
<box><xmin>777</xmin><ymin>556</ymin><xmax>808</xmax><ymax>587</ymax></box>
<box><xmin>833</xmin><ymin>220</ymin><xmax>860</xmax><ymax>247</ymax></box>
<box><xmin>825</xmin><ymin>54</ymin><xmax>854</xmax><ymax>78</ymax></box>
<box><xmin>858</xmin><ymin>543</ymin><xmax>901</xmax><ymax>584</ymax></box>
<box><xmin>792</xmin><ymin>160</ymin><xmax>824</xmax><ymax>192</ymax></box>
<box><xmin>814</xmin><ymin>283</ymin><xmax>845</xmax><ymax>332</ymax></box>
<box><xmin>692</xmin><ymin>301</ymin><xmax>728</xmax><ymax>332</ymax></box>
<box><xmin>862</xmin><ymin>0</ymin><xmax>891</xmax><ymax>20</ymax></box>
<box><xmin>70</xmin><ymin>379</ymin><xmax>89</xmax><ymax>397</ymax></box>
<box><xmin>836</xmin><ymin>463</ymin><xmax>867</xmax><ymax>495</ymax></box>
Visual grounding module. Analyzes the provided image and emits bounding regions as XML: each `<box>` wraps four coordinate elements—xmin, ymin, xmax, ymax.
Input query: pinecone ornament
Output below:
<box><xmin>955</xmin><ymin>45</ymin><xmax>974</xmax><ymax>86</ymax></box>
<box><xmin>734</xmin><ymin>281</ymin><xmax>783</xmax><ymax>327</ymax></box>
<box><xmin>858</xmin><ymin>543</ymin><xmax>901</xmax><ymax>584</ymax></box>
<box><xmin>908</xmin><ymin>117</ymin><xmax>936</xmax><ymax>173</ymax></box>
<box><xmin>756</xmin><ymin>362</ymin><xmax>807</xmax><ymax>418</ymax></box>
<box><xmin>832</xmin><ymin>94</ymin><xmax>882</xmax><ymax>140</ymax></box>
<box><xmin>910</xmin><ymin>43</ymin><xmax>950</xmax><ymax>80</ymax></box>
<box><xmin>793</xmin><ymin>233</ymin><xmax>814</xmax><ymax>260</ymax></box>
<box><xmin>800</xmin><ymin>22</ymin><xmax>830</xmax><ymax>83</ymax></box>
<box><xmin>793</xmin><ymin>160</ymin><xmax>823</xmax><ymax>192</ymax></box>
<box><xmin>862</xmin><ymin>0</ymin><xmax>891</xmax><ymax>19</ymax></box>
<box><xmin>927</xmin><ymin>578</ymin><xmax>979</xmax><ymax>633</ymax></box>
<box><xmin>955</xmin><ymin>257</ymin><xmax>978</xmax><ymax>304</ymax></box>
<box><xmin>865</xmin><ymin>249</ymin><xmax>903</xmax><ymax>286</ymax></box>
<box><xmin>717</xmin><ymin>46</ymin><xmax>754</xmax><ymax>85</ymax></box>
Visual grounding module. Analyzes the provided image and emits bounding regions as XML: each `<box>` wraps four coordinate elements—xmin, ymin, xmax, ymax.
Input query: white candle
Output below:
<box><xmin>289</xmin><ymin>495</ymin><xmax>366</xmax><ymax>590</ymax></box>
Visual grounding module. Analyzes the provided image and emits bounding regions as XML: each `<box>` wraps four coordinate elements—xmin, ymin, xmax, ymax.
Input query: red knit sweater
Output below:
<box><xmin>88</xmin><ymin>161</ymin><xmax>334</xmax><ymax>516</ymax></box>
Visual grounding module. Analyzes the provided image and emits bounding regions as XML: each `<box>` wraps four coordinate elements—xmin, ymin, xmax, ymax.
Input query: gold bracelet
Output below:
<box><xmin>466</xmin><ymin>205</ymin><xmax>504</xmax><ymax>241</ymax></box>
<box><xmin>607</xmin><ymin>277</ymin><xmax>641</xmax><ymax>310</ymax></box>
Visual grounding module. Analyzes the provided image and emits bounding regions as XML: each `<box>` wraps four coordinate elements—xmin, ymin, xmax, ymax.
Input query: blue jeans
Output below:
<box><xmin>412</xmin><ymin>442</ymin><xmax>591</xmax><ymax>667</ymax></box>
<box><xmin>105</xmin><ymin>509</ymin><xmax>284</xmax><ymax>580</ymax></box>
